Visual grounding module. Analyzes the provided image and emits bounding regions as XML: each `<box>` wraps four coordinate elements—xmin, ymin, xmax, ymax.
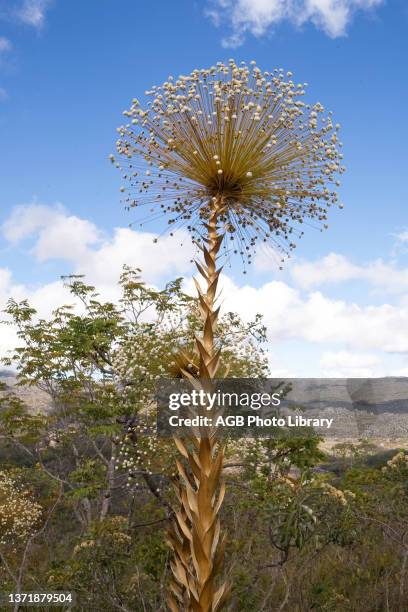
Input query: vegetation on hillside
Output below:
<box><xmin>1</xmin><ymin>269</ymin><xmax>408</xmax><ymax>610</ymax></box>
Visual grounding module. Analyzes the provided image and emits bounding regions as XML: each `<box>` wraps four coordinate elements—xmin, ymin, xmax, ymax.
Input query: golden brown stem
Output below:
<box><xmin>167</xmin><ymin>198</ymin><xmax>229</xmax><ymax>612</ymax></box>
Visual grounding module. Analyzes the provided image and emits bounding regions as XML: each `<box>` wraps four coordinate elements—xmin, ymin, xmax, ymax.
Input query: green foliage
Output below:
<box><xmin>1</xmin><ymin>269</ymin><xmax>408</xmax><ymax>610</ymax></box>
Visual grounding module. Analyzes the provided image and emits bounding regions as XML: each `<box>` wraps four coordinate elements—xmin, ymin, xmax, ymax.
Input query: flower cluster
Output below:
<box><xmin>113</xmin><ymin>59</ymin><xmax>344</xmax><ymax>265</ymax></box>
<box><xmin>383</xmin><ymin>451</ymin><xmax>408</xmax><ymax>476</ymax></box>
<box><xmin>112</xmin><ymin>322</ymin><xmax>175</xmax><ymax>407</ymax></box>
<box><xmin>0</xmin><ymin>471</ymin><xmax>42</xmax><ymax>545</ymax></box>
<box><xmin>73</xmin><ymin>516</ymin><xmax>132</xmax><ymax>557</ymax></box>
<box><xmin>73</xmin><ymin>539</ymin><xmax>96</xmax><ymax>555</ymax></box>
<box><xmin>319</xmin><ymin>482</ymin><xmax>355</xmax><ymax>506</ymax></box>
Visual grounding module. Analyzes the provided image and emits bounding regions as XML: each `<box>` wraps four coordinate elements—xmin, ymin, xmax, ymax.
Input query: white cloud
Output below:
<box><xmin>396</xmin><ymin>230</ymin><xmax>408</xmax><ymax>244</ymax></box>
<box><xmin>183</xmin><ymin>273</ymin><xmax>408</xmax><ymax>374</ymax></box>
<box><xmin>0</xmin><ymin>269</ymin><xmax>71</xmax><ymax>358</ymax></box>
<box><xmin>78</xmin><ymin>227</ymin><xmax>194</xmax><ymax>298</ymax></box>
<box><xmin>0</xmin><ymin>268</ymin><xmax>12</xmax><ymax>295</ymax></box>
<box><xmin>0</xmin><ymin>36</ymin><xmax>12</xmax><ymax>52</ymax></box>
<box><xmin>391</xmin><ymin>229</ymin><xmax>408</xmax><ymax>258</ymax></box>
<box><xmin>290</xmin><ymin>253</ymin><xmax>360</xmax><ymax>287</ymax></box>
<box><xmin>2</xmin><ymin>203</ymin><xmax>103</xmax><ymax>263</ymax></box>
<box><xmin>3</xmin><ymin>202</ymin><xmax>61</xmax><ymax>242</ymax></box>
<box><xmin>16</xmin><ymin>0</ymin><xmax>52</xmax><ymax>28</ymax></box>
<box><xmin>319</xmin><ymin>349</ymin><xmax>380</xmax><ymax>377</ymax></box>
<box><xmin>289</xmin><ymin>252</ymin><xmax>408</xmax><ymax>293</ymax></box>
<box><xmin>254</xmin><ymin>244</ymin><xmax>286</xmax><ymax>272</ymax></box>
<box><xmin>0</xmin><ymin>87</ymin><xmax>7</xmax><ymax>101</ymax></box>
<box><xmin>219</xmin><ymin>276</ymin><xmax>408</xmax><ymax>354</ymax></box>
<box><xmin>2</xmin><ymin>202</ymin><xmax>195</xmax><ymax>293</ymax></box>
<box><xmin>207</xmin><ymin>0</ymin><xmax>384</xmax><ymax>46</ymax></box>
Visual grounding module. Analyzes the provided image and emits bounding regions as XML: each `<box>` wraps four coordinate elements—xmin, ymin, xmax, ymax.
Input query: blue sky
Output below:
<box><xmin>1</xmin><ymin>0</ymin><xmax>408</xmax><ymax>376</ymax></box>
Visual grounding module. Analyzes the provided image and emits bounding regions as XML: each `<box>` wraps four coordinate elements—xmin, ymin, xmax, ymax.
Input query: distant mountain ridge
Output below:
<box><xmin>0</xmin><ymin>370</ymin><xmax>52</xmax><ymax>414</ymax></box>
<box><xmin>2</xmin><ymin>374</ymin><xmax>408</xmax><ymax>431</ymax></box>
<box><xmin>0</xmin><ymin>369</ymin><xmax>15</xmax><ymax>377</ymax></box>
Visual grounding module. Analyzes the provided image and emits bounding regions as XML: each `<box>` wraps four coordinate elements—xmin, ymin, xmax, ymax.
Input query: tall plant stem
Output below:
<box><xmin>167</xmin><ymin>197</ymin><xmax>229</xmax><ymax>612</ymax></box>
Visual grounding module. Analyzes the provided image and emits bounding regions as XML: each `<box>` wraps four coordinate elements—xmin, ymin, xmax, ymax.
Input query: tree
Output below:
<box><xmin>1</xmin><ymin>267</ymin><xmax>268</xmax><ymax>609</ymax></box>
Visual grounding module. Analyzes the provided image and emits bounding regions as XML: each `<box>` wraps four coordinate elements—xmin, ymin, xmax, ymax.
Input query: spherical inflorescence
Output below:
<box><xmin>113</xmin><ymin>60</ymin><xmax>344</xmax><ymax>264</ymax></box>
